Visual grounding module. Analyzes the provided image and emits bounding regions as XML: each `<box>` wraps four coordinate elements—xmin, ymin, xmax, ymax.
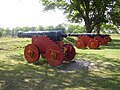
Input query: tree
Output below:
<box><xmin>22</xmin><ymin>26</ymin><xmax>31</xmax><ymax>32</ymax></box>
<box><xmin>109</xmin><ymin>0</ymin><xmax>120</xmax><ymax>28</ymax></box>
<box><xmin>66</xmin><ymin>24</ymin><xmax>85</xmax><ymax>33</ymax></box>
<box><xmin>45</xmin><ymin>25</ymin><xmax>55</xmax><ymax>30</ymax></box>
<box><xmin>12</xmin><ymin>27</ymin><xmax>22</xmax><ymax>36</ymax></box>
<box><xmin>55</xmin><ymin>24</ymin><xmax>65</xmax><ymax>31</ymax></box>
<box><xmin>38</xmin><ymin>25</ymin><xmax>45</xmax><ymax>31</ymax></box>
<box><xmin>0</xmin><ymin>28</ymin><xmax>4</xmax><ymax>37</ymax></box>
<box><xmin>40</xmin><ymin>0</ymin><xmax>116</xmax><ymax>33</ymax></box>
<box><xmin>0</xmin><ymin>31</ymin><xmax>2</xmax><ymax>37</ymax></box>
<box><xmin>101</xmin><ymin>24</ymin><xmax>119</xmax><ymax>34</ymax></box>
<box><xmin>30</xmin><ymin>27</ymin><xmax>37</xmax><ymax>31</ymax></box>
<box><xmin>4</xmin><ymin>28</ymin><xmax>11</xmax><ymax>36</ymax></box>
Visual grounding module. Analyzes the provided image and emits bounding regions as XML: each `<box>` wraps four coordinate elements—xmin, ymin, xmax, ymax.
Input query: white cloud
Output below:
<box><xmin>0</xmin><ymin>0</ymin><xmax>65</xmax><ymax>28</ymax></box>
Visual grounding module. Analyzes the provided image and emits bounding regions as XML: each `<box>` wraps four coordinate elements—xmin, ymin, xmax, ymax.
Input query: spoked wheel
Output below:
<box><xmin>24</xmin><ymin>44</ymin><xmax>40</xmax><ymax>63</ymax></box>
<box><xmin>75</xmin><ymin>39</ymin><xmax>86</xmax><ymax>49</ymax></box>
<box><xmin>46</xmin><ymin>44</ymin><xmax>64</xmax><ymax>66</ymax></box>
<box><xmin>81</xmin><ymin>35</ymin><xmax>91</xmax><ymax>45</ymax></box>
<box><xmin>63</xmin><ymin>44</ymin><xmax>76</xmax><ymax>61</ymax></box>
<box><xmin>87</xmin><ymin>39</ymin><xmax>99</xmax><ymax>49</ymax></box>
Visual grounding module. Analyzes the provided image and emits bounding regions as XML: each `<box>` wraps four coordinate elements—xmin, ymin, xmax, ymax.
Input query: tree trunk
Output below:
<box><xmin>85</xmin><ymin>21</ymin><xmax>92</xmax><ymax>33</ymax></box>
<box><xmin>96</xmin><ymin>24</ymin><xmax>101</xmax><ymax>34</ymax></box>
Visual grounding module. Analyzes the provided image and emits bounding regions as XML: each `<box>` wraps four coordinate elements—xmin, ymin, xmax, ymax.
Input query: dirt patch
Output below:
<box><xmin>59</xmin><ymin>59</ymin><xmax>91</xmax><ymax>72</ymax></box>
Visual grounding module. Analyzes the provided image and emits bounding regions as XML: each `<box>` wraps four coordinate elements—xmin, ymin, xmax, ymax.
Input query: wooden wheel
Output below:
<box><xmin>24</xmin><ymin>44</ymin><xmax>40</xmax><ymax>63</ymax></box>
<box><xmin>46</xmin><ymin>44</ymin><xmax>64</xmax><ymax>66</ymax></box>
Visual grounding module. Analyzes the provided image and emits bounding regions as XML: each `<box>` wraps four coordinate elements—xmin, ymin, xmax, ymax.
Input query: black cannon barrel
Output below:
<box><xmin>18</xmin><ymin>30</ymin><xmax>67</xmax><ymax>41</ymax></box>
<box><xmin>68</xmin><ymin>33</ymin><xmax>97</xmax><ymax>38</ymax></box>
<box><xmin>68</xmin><ymin>33</ymin><xmax>96</xmax><ymax>36</ymax></box>
<box><xmin>68</xmin><ymin>33</ymin><xmax>110</xmax><ymax>38</ymax></box>
<box><xmin>98</xmin><ymin>34</ymin><xmax>110</xmax><ymax>37</ymax></box>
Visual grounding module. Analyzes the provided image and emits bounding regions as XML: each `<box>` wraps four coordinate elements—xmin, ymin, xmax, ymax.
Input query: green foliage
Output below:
<box><xmin>55</xmin><ymin>24</ymin><xmax>65</xmax><ymax>31</ymax></box>
<box><xmin>40</xmin><ymin>0</ymin><xmax>118</xmax><ymax>33</ymax></box>
<box><xmin>38</xmin><ymin>25</ymin><xmax>45</xmax><ymax>31</ymax></box>
<box><xmin>45</xmin><ymin>25</ymin><xmax>55</xmax><ymax>30</ymax></box>
<box><xmin>109</xmin><ymin>0</ymin><xmax>120</xmax><ymax>28</ymax></box>
<box><xmin>101</xmin><ymin>24</ymin><xmax>119</xmax><ymax>34</ymax></box>
<box><xmin>22</xmin><ymin>26</ymin><xmax>31</xmax><ymax>31</ymax></box>
<box><xmin>66</xmin><ymin>24</ymin><xmax>85</xmax><ymax>33</ymax></box>
<box><xmin>0</xmin><ymin>31</ymin><xmax>2</xmax><ymax>37</ymax></box>
<box><xmin>45</xmin><ymin>24</ymin><xmax>66</xmax><ymax>31</ymax></box>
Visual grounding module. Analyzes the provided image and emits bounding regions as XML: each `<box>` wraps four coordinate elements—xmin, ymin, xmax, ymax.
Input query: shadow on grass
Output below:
<box><xmin>0</xmin><ymin>48</ymin><xmax>6</xmax><ymax>50</ymax></box>
<box><xmin>102</xmin><ymin>39</ymin><xmax>120</xmax><ymax>49</ymax></box>
<box><xmin>6</xmin><ymin>53</ymin><xmax>25</xmax><ymax>61</ymax></box>
<box><xmin>0</xmin><ymin>53</ymin><xmax>119</xmax><ymax>90</ymax></box>
<box><xmin>63</xmin><ymin>37</ymin><xmax>75</xmax><ymax>45</ymax></box>
<box><xmin>76</xmin><ymin>53</ymin><xmax>120</xmax><ymax>72</ymax></box>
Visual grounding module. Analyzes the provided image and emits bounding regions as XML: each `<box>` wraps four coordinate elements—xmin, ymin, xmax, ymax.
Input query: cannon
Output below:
<box><xmin>68</xmin><ymin>33</ymin><xmax>99</xmax><ymax>49</ymax></box>
<box><xmin>68</xmin><ymin>33</ymin><xmax>112</xmax><ymax>49</ymax></box>
<box><xmin>94</xmin><ymin>34</ymin><xmax>112</xmax><ymax>45</ymax></box>
<box><xmin>18</xmin><ymin>30</ymin><xmax>76</xmax><ymax>66</ymax></box>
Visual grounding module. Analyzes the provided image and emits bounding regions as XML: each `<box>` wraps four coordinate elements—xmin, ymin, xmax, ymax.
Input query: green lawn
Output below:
<box><xmin>0</xmin><ymin>35</ymin><xmax>120</xmax><ymax>90</ymax></box>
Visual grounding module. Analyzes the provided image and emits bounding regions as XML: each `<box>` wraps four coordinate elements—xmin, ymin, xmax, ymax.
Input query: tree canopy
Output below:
<box><xmin>40</xmin><ymin>0</ymin><xmax>119</xmax><ymax>33</ymax></box>
<box><xmin>109</xmin><ymin>0</ymin><xmax>120</xmax><ymax>28</ymax></box>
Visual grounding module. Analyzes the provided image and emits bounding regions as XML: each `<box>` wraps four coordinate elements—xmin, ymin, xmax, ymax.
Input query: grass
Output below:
<box><xmin>0</xmin><ymin>35</ymin><xmax>120</xmax><ymax>90</ymax></box>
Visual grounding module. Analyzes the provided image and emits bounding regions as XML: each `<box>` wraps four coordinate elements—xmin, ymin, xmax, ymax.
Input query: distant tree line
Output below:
<box><xmin>0</xmin><ymin>24</ymin><xmax>119</xmax><ymax>37</ymax></box>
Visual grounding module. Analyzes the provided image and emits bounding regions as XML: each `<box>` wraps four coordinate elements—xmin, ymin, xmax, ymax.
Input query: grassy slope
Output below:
<box><xmin>0</xmin><ymin>35</ymin><xmax>120</xmax><ymax>90</ymax></box>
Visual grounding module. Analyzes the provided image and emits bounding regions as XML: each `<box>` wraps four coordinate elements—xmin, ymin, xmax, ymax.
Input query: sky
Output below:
<box><xmin>0</xmin><ymin>0</ymin><xmax>66</xmax><ymax>28</ymax></box>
